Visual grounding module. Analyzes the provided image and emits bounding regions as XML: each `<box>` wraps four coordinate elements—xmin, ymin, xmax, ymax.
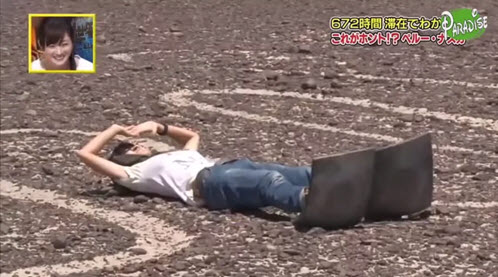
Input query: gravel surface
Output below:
<box><xmin>1</xmin><ymin>0</ymin><xmax>497</xmax><ymax>276</ymax></box>
<box><xmin>0</xmin><ymin>196</ymin><xmax>136</xmax><ymax>273</ymax></box>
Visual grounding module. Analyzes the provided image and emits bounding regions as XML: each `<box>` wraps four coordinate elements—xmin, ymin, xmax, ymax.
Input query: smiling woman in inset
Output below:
<box><xmin>32</xmin><ymin>17</ymin><xmax>93</xmax><ymax>71</ymax></box>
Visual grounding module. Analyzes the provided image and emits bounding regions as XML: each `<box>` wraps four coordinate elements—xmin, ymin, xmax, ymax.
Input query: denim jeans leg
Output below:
<box><xmin>223</xmin><ymin>158</ymin><xmax>312</xmax><ymax>187</ymax></box>
<box><xmin>201</xmin><ymin>162</ymin><xmax>306</xmax><ymax>212</ymax></box>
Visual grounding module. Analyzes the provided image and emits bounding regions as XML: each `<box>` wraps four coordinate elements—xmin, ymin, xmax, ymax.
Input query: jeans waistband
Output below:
<box><xmin>192</xmin><ymin>167</ymin><xmax>211</xmax><ymax>206</ymax></box>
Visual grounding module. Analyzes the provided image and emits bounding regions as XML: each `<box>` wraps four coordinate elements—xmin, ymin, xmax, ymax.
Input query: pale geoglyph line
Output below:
<box><xmin>0</xmin><ymin>180</ymin><xmax>192</xmax><ymax>277</ymax></box>
<box><xmin>432</xmin><ymin>200</ymin><xmax>498</xmax><ymax>209</ymax></box>
<box><xmin>0</xmin><ymin>182</ymin><xmax>496</xmax><ymax>277</ymax></box>
<box><xmin>0</xmin><ymin>91</ymin><xmax>495</xmax><ymax>157</ymax></box>
<box><xmin>116</xmin><ymin>49</ymin><xmax>498</xmax><ymax>90</ymax></box>
<box><xmin>351</xmin><ymin>73</ymin><xmax>498</xmax><ymax>90</ymax></box>
<box><xmin>198</xmin><ymin>88</ymin><xmax>498</xmax><ymax>132</ymax></box>
<box><xmin>161</xmin><ymin>90</ymin><xmax>498</xmax><ymax>158</ymax></box>
<box><xmin>0</xmin><ymin>129</ymin><xmax>176</xmax><ymax>152</ymax></box>
<box><xmin>253</xmin><ymin>67</ymin><xmax>497</xmax><ymax>90</ymax></box>
<box><xmin>0</xmin><ymin>128</ymin><xmax>98</xmax><ymax>136</ymax></box>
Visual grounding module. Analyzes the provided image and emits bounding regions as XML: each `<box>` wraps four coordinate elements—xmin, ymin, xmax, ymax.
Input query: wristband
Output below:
<box><xmin>157</xmin><ymin>123</ymin><xmax>168</xmax><ymax>136</ymax></box>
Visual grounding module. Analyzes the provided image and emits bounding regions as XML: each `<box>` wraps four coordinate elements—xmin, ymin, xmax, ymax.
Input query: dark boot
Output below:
<box><xmin>295</xmin><ymin>148</ymin><xmax>375</xmax><ymax>229</ymax></box>
<box><xmin>366</xmin><ymin>133</ymin><xmax>433</xmax><ymax>221</ymax></box>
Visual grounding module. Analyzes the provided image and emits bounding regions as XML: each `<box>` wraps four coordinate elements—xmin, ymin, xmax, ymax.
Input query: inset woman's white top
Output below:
<box><xmin>31</xmin><ymin>55</ymin><xmax>93</xmax><ymax>70</ymax></box>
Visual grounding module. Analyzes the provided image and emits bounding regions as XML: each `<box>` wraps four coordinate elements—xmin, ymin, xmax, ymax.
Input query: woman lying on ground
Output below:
<box><xmin>76</xmin><ymin>121</ymin><xmax>310</xmax><ymax>213</ymax></box>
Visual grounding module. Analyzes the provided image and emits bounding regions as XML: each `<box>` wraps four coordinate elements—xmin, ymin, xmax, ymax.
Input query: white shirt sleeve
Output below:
<box><xmin>113</xmin><ymin>164</ymin><xmax>143</xmax><ymax>190</ymax></box>
<box><xmin>75</xmin><ymin>55</ymin><xmax>94</xmax><ymax>70</ymax></box>
<box><xmin>31</xmin><ymin>59</ymin><xmax>43</xmax><ymax>70</ymax></box>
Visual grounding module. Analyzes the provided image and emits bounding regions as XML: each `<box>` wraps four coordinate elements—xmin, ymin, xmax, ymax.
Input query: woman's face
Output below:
<box><xmin>126</xmin><ymin>143</ymin><xmax>152</xmax><ymax>156</ymax></box>
<box><xmin>42</xmin><ymin>32</ymin><xmax>73</xmax><ymax>69</ymax></box>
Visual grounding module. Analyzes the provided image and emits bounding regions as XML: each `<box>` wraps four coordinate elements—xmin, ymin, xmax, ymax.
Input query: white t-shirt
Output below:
<box><xmin>31</xmin><ymin>55</ymin><xmax>93</xmax><ymax>71</ymax></box>
<box><xmin>113</xmin><ymin>150</ymin><xmax>215</xmax><ymax>205</ymax></box>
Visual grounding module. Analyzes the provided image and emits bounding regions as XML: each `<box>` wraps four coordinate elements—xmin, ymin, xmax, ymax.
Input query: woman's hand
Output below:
<box><xmin>112</xmin><ymin>124</ymin><xmax>138</xmax><ymax>137</ymax></box>
<box><xmin>125</xmin><ymin>121</ymin><xmax>159</xmax><ymax>137</ymax></box>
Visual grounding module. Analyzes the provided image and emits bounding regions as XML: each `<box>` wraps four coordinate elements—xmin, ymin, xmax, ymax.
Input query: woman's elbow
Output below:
<box><xmin>74</xmin><ymin>150</ymin><xmax>91</xmax><ymax>162</ymax></box>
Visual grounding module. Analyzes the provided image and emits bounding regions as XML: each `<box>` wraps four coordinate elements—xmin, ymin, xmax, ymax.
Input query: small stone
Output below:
<box><xmin>130</xmin><ymin>247</ymin><xmax>147</xmax><ymax>255</ymax></box>
<box><xmin>319</xmin><ymin>261</ymin><xmax>333</xmax><ymax>269</ymax></box>
<box><xmin>306</xmin><ymin>227</ymin><xmax>326</xmax><ymax>235</ymax></box>
<box><xmin>107</xmin><ymin>53</ymin><xmax>133</xmax><ymax>63</ymax></box>
<box><xmin>266</xmin><ymin>244</ymin><xmax>277</xmax><ymax>251</ymax></box>
<box><xmin>275</xmin><ymin>78</ymin><xmax>288</xmax><ymax>86</ymax></box>
<box><xmin>330</xmin><ymin>80</ymin><xmax>342</xmax><ymax>88</ymax></box>
<box><xmin>458</xmin><ymin>164</ymin><xmax>479</xmax><ymax>174</ymax></box>
<box><xmin>122</xmin><ymin>203</ymin><xmax>140</xmax><ymax>212</ymax></box>
<box><xmin>407</xmin><ymin>209</ymin><xmax>432</xmax><ymax>220</ymax></box>
<box><xmin>96</xmin><ymin>34</ymin><xmax>106</xmax><ymax>43</ymax></box>
<box><xmin>297</xmin><ymin>45</ymin><xmax>311</xmax><ymax>54</ymax></box>
<box><xmin>41</xmin><ymin>165</ymin><xmax>55</xmax><ymax>175</ymax></box>
<box><xmin>122</xmin><ymin>264</ymin><xmax>141</xmax><ymax>274</ymax></box>
<box><xmin>399</xmin><ymin>114</ymin><xmax>413</xmax><ymax>122</ymax></box>
<box><xmin>169</xmin><ymin>25</ymin><xmax>181</xmax><ymax>33</ymax></box>
<box><xmin>106</xmin><ymin>189</ymin><xmax>119</xmax><ymax>197</ymax></box>
<box><xmin>17</xmin><ymin>92</ymin><xmax>29</xmax><ymax>101</ymax></box>
<box><xmin>138</xmin><ymin>26</ymin><xmax>147</xmax><ymax>33</ymax></box>
<box><xmin>472</xmin><ymin>172</ymin><xmax>492</xmax><ymax>181</ymax></box>
<box><xmin>134</xmin><ymin>195</ymin><xmax>150</xmax><ymax>203</ymax></box>
<box><xmin>51</xmin><ymin>236</ymin><xmax>68</xmax><ymax>249</ymax></box>
<box><xmin>0</xmin><ymin>245</ymin><xmax>11</xmax><ymax>253</ymax></box>
<box><xmin>204</xmin><ymin>255</ymin><xmax>216</xmax><ymax>264</ymax></box>
<box><xmin>393</xmin><ymin>122</ymin><xmax>405</xmax><ymax>128</ymax></box>
<box><xmin>123</xmin><ymin>0</ymin><xmax>136</xmax><ymax>6</ymax></box>
<box><xmin>152</xmin><ymin>197</ymin><xmax>165</xmax><ymax>204</ymax></box>
<box><xmin>289</xmin><ymin>70</ymin><xmax>306</xmax><ymax>76</ymax></box>
<box><xmin>414</xmin><ymin>114</ymin><xmax>424</xmax><ymax>122</ymax></box>
<box><xmin>299</xmin><ymin>267</ymin><xmax>311</xmax><ymax>274</ymax></box>
<box><xmin>323</xmin><ymin>69</ymin><xmax>337</xmax><ymax>79</ymax></box>
<box><xmin>478</xmin><ymin>9</ymin><xmax>488</xmax><ymax>16</ymax></box>
<box><xmin>25</xmin><ymin>109</ymin><xmax>37</xmax><ymax>116</ymax></box>
<box><xmin>409</xmin><ymin>78</ymin><xmax>424</xmax><ymax>86</ymax></box>
<box><xmin>263</xmin><ymin>70</ymin><xmax>279</xmax><ymax>81</ymax></box>
<box><xmin>283</xmin><ymin>248</ymin><xmax>301</xmax><ymax>256</ymax></box>
<box><xmin>486</xmin><ymin>98</ymin><xmax>498</xmax><ymax>106</ymax></box>
<box><xmin>45</xmin><ymin>130</ymin><xmax>59</xmax><ymax>137</ymax></box>
<box><xmin>477</xmin><ymin>253</ymin><xmax>490</xmax><ymax>260</ymax></box>
<box><xmin>435</xmin><ymin>206</ymin><xmax>452</xmax><ymax>215</ymax></box>
<box><xmin>0</xmin><ymin>223</ymin><xmax>11</xmax><ymax>234</ymax></box>
<box><xmin>80</xmin><ymin>85</ymin><xmax>91</xmax><ymax>92</ymax></box>
<box><xmin>204</xmin><ymin>270</ymin><xmax>218</xmax><ymax>277</ymax></box>
<box><xmin>172</xmin><ymin>261</ymin><xmax>188</xmax><ymax>271</ymax></box>
<box><xmin>434</xmin><ymin>167</ymin><xmax>454</xmax><ymax>174</ymax></box>
<box><xmin>154</xmin><ymin>264</ymin><xmax>166</xmax><ymax>272</ymax></box>
<box><xmin>445</xmin><ymin>237</ymin><xmax>461</xmax><ymax>247</ymax></box>
<box><xmin>360</xmin><ymin>239</ymin><xmax>379</xmax><ymax>245</ymax></box>
<box><xmin>301</xmin><ymin>79</ymin><xmax>317</xmax><ymax>89</ymax></box>
<box><xmin>441</xmin><ymin>225</ymin><xmax>461</xmax><ymax>235</ymax></box>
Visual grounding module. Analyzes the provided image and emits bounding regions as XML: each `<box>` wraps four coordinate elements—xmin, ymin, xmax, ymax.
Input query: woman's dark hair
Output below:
<box><xmin>108</xmin><ymin>141</ymin><xmax>163</xmax><ymax>166</ymax></box>
<box><xmin>37</xmin><ymin>17</ymin><xmax>76</xmax><ymax>70</ymax></box>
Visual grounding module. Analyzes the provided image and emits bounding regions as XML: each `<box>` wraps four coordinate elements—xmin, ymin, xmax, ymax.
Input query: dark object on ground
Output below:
<box><xmin>296</xmin><ymin>148</ymin><xmax>375</xmax><ymax>229</ymax></box>
<box><xmin>366</xmin><ymin>133</ymin><xmax>433</xmax><ymax>220</ymax></box>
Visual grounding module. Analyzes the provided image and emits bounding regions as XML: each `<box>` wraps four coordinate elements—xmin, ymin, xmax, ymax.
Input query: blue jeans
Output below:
<box><xmin>200</xmin><ymin>158</ymin><xmax>311</xmax><ymax>212</ymax></box>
